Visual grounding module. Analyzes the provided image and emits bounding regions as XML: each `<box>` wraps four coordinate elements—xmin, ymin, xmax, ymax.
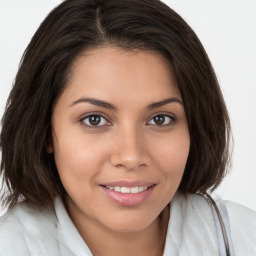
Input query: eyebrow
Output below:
<box><xmin>146</xmin><ymin>97</ymin><xmax>183</xmax><ymax>110</ymax></box>
<box><xmin>69</xmin><ymin>97</ymin><xmax>183</xmax><ymax>110</ymax></box>
<box><xmin>69</xmin><ymin>97</ymin><xmax>117</xmax><ymax>110</ymax></box>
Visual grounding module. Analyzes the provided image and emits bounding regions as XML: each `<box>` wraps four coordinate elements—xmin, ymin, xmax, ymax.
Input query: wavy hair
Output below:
<box><xmin>0</xmin><ymin>0</ymin><xmax>231</xmax><ymax>208</ymax></box>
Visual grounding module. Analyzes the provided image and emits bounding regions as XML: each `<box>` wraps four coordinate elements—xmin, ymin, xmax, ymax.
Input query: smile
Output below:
<box><xmin>100</xmin><ymin>181</ymin><xmax>156</xmax><ymax>206</ymax></box>
<box><xmin>105</xmin><ymin>186</ymin><xmax>149</xmax><ymax>194</ymax></box>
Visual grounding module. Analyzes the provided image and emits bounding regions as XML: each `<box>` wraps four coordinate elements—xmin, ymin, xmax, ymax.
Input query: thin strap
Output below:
<box><xmin>199</xmin><ymin>193</ymin><xmax>235</xmax><ymax>256</ymax></box>
<box><xmin>214</xmin><ymin>196</ymin><xmax>236</xmax><ymax>256</ymax></box>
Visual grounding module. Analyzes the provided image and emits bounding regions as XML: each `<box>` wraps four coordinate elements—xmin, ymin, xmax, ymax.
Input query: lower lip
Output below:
<box><xmin>101</xmin><ymin>185</ymin><xmax>155</xmax><ymax>207</ymax></box>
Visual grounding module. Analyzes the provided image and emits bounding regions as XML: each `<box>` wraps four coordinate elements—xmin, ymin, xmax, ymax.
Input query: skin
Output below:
<box><xmin>50</xmin><ymin>47</ymin><xmax>190</xmax><ymax>256</ymax></box>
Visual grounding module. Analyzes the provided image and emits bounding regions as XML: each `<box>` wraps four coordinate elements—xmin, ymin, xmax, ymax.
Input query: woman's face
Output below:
<box><xmin>50</xmin><ymin>47</ymin><xmax>190</xmax><ymax>233</ymax></box>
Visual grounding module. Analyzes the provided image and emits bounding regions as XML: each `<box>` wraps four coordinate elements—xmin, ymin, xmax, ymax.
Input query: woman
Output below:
<box><xmin>0</xmin><ymin>0</ymin><xmax>255</xmax><ymax>255</ymax></box>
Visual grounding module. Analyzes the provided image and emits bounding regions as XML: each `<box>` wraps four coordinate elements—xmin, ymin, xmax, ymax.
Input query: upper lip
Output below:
<box><xmin>101</xmin><ymin>180</ymin><xmax>156</xmax><ymax>188</ymax></box>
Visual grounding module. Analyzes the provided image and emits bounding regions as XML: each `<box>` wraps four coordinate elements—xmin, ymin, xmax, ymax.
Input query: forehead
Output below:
<box><xmin>60</xmin><ymin>46</ymin><xmax>181</xmax><ymax>106</ymax></box>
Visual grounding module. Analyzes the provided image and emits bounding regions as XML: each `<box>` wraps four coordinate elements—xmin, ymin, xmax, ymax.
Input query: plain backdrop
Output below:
<box><xmin>0</xmin><ymin>0</ymin><xmax>256</xmax><ymax>216</ymax></box>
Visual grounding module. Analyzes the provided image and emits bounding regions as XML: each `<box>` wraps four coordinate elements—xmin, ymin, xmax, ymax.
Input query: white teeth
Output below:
<box><xmin>106</xmin><ymin>186</ymin><xmax>148</xmax><ymax>193</ymax></box>
<box><xmin>138</xmin><ymin>186</ymin><xmax>145</xmax><ymax>192</ymax></box>
<box><xmin>114</xmin><ymin>186</ymin><xmax>121</xmax><ymax>192</ymax></box>
<box><xmin>130</xmin><ymin>187</ymin><xmax>139</xmax><ymax>193</ymax></box>
<box><xmin>121</xmin><ymin>187</ymin><xmax>130</xmax><ymax>193</ymax></box>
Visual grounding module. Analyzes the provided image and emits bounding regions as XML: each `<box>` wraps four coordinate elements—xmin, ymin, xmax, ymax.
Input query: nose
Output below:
<box><xmin>110</xmin><ymin>127</ymin><xmax>151</xmax><ymax>171</ymax></box>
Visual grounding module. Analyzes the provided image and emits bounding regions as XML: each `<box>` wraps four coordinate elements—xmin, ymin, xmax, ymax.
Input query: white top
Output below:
<box><xmin>0</xmin><ymin>193</ymin><xmax>255</xmax><ymax>256</ymax></box>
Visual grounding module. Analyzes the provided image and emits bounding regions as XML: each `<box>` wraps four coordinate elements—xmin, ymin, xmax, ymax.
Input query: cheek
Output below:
<box><xmin>53</xmin><ymin>140</ymin><xmax>99</xmax><ymax>205</ymax></box>
<box><xmin>153</xmin><ymin>132</ymin><xmax>190</xmax><ymax>178</ymax></box>
<box><xmin>52</xmin><ymin>131</ymin><xmax>112</xmax><ymax>188</ymax></box>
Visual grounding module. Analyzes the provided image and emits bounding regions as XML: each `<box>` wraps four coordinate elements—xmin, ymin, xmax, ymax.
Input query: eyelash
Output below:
<box><xmin>79</xmin><ymin>112</ymin><xmax>176</xmax><ymax>129</ymax></box>
<box><xmin>79</xmin><ymin>113</ymin><xmax>111</xmax><ymax>129</ymax></box>
<box><xmin>147</xmin><ymin>113</ymin><xmax>176</xmax><ymax>127</ymax></box>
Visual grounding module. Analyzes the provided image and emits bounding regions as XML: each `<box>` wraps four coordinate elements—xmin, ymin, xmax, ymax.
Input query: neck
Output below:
<box><xmin>66</xmin><ymin>200</ymin><xmax>170</xmax><ymax>256</ymax></box>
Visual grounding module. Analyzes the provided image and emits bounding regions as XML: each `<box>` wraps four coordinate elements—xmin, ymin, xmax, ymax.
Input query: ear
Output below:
<box><xmin>46</xmin><ymin>135</ymin><xmax>53</xmax><ymax>153</ymax></box>
<box><xmin>47</xmin><ymin>145</ymin><xmax>53</xmax><ymax>153</ymax></box>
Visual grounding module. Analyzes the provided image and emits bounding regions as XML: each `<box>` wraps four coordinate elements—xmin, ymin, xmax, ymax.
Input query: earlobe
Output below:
<box><xmin>46</xmin><ymin>136</ymin><xmax>54</xmax><ymax>153</ymax></box>
<box><xmin>47</xmin><ymin>144</ymin><xmax>53</xmax><ymax>153</ymax></box>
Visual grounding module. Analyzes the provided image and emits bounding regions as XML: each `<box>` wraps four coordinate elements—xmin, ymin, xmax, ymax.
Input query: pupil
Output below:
<box><xmin>89</xmin><ymin>115</ymin><xmax>101</xmax><ymax>125</ymax></box>
<box><xmin>154</xmin><ymin>115</ymin><xmax>165</xmax><ymax>125</ymax></box>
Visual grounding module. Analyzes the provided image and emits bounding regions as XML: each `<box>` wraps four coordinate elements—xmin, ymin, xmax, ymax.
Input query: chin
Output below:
<box><xmin>100</xmin><ymin>210</ymin><xmax>158</xmax><ymax>233</ymax></box>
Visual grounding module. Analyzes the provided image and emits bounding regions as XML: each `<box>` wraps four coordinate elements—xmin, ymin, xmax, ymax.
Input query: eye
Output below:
<box><xmin>80</xmin><ymin>114</ymin><xmax>110</xmax><ymax>128</ymax></box>
<box><xmin>147</xmin><ymin>114</ymin><xmax>175</xmax><ymax>126</ymax></box>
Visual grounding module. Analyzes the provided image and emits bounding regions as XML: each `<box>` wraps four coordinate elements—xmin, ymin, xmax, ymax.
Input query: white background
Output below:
<box><xmin>0</xmin><ymin>0</ymin><xmax>256</xmax><ymax>216</ymax></box>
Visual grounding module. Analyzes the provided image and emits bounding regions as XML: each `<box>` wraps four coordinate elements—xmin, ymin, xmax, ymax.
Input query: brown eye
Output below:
<box><xmin>153</xmin><ymin>115</ymin><xmax>165</xmax><ymax>125</ymax></box>
<box><xmin>148</xmin><ymin>114</ymin><xmax>175</xmax><ymax>126</ymax></box>
<box><xmin>81</xmin><ymin>114</ymin><xmax>109</xmax><ymax>127</ymax></box>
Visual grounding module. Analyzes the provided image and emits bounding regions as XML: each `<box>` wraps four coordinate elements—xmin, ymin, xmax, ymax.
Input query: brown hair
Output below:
<box><xmin>0</xmin><ymin>0</ymin><xmax>231</xmax><ymax>209</ymax></box>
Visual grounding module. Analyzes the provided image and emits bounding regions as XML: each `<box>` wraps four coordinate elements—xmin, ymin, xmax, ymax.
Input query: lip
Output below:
<box><xmin>100</xmin><ymin>181</ymin><xmax>156</xmax><ymax>207</ymax></box>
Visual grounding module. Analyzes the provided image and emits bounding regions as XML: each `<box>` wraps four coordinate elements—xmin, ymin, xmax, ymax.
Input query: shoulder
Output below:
<box><xmin>0</xmin><ymin>209</ymin><xmax>29</xmax><ymax>255</ymax></box>
<box><xmin>224</xmin><ymin>200</ymin><xmax>256</xmax><ymax>254</ymax></box>
<box><xmin>171</xmin><ymin>193</ymin><xmax>256</xmax><ymax>254</ymax></box>
<box><xmin>0</xmin><ymin>202</ymin><xmax>59</xmax><ymax>256</ymax></box>
<box><xmin>225</xmin><ymin>199</ymin><xmax>256</xmax><ymax>232</ymax></box>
